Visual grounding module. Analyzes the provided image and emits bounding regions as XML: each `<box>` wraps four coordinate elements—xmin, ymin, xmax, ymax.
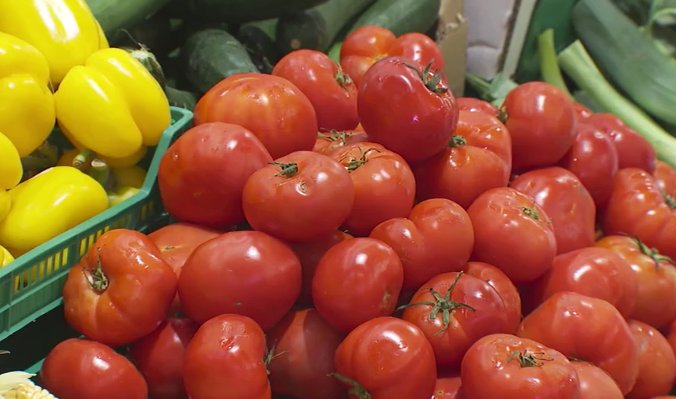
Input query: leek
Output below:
<box><xmin>537</xmin><ymin>29</ymin><xmax>572</xmax><ymax>97</ymax></box>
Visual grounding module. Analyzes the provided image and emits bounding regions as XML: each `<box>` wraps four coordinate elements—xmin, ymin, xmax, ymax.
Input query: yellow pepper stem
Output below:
<box><xmin>88</xmin><ymin>159</ymin><xmax>113</xmax><ymax>190</ymax></box>
<box><xmin>72</xmin><ymin>149</ymin><xmax>95</xmax><ymax>171</ymax></box>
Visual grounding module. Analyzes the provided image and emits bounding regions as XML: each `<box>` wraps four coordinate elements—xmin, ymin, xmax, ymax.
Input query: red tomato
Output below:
<box><xmin>572</xmin><ymin>102</ymin><xmax>593</xmax><ymax>121</ymax></box>
<box><xmin>655</xmin><ymin>160</ymin><xmax>676</xmax><ymax>200</ymax></box>
<box><xmin>626</xmin><ymin>320</ymin><xmax>676</xmax><ymax>399</ymax></box>
<box><xmin>312</xmin><ymin>237</ymin><xmax>403</xmax><ymax>333</ymax></box>
<box><xmin>62</xmin><ymin>229</ymin><xmax>177</xmax><ymax>346</ymax></box>
<box><xmin>340</xmin><ymin>25</ymin><xmax>396</xmax><ymax>87</ymax></box>
<box><xmin>334</xmin><ymin>317</ymin><xmax>437</xmax><ymax>399</ymax></box>
<box><xmin>183</xmin><ymin>314</ymin><xmax>270</xmax><ymax>399</ymax></box>
<box><xmin>40</xmin><ymin>338</ymin><xmax>147</xmax><ymax>399</ymax></box>
<box><xmin>158</xmin><ymin>122</ymin><xmax>272</xmax><ymax>228</ymax></box>
<box><xmin>670</xmin><ymin>320</ymin><xmax>676</xmax><ymax>360</ymax></box>
<box><xmin>389</xmin><ymin>32</ymin><xmax>445</xmax><ymax>71</ymax></box>
<box><xmin>242</xmin><ymin>151</ymin><xmax>354</xmax><ymax>242</ymax></box>
<box><xmin>517</xmin><ymin>291</ymin><xmax>639</xmax><ymax>394</ymax></box>
<box><xmin>501</xmin><ymin>81</ymin><xmax>577</xmax><ymax>170</ymax></box>
<box><xmin>313</xmin><ymin>129</ymin><xmax>369</xmax><ymax>155</ymax></box>
<box><xmin>194</xmin><ymin>73</ymin><xmax>317</xmax><ymax>159</ymax></box>
<box><xmin>272</xmin><ymin>49</ymin><xmax>359</xmax><ymax>131</ymax></box>
<box><xmin>267</xmin><ymin>308</ymin><xmax>345</xmax><ymax>399</ymax></box>
<box><xmin>461</xmin><ymin>333</ymin><xmax>580</xmax><ymax>399</ymax></box>
<box><xmin>128</xmin><ymin>318</ymin><xmax>197</xmax><ymax>399</ymax></box>
<box><xmin>456</xmin><ymin>97</ymin><xmax>499</xmax><ymax>116</ymax></box>
<box><xmin>358</xmin><ymin>57</ymin><xmax>458</xmax><ymax>163</ymax></box>
<box><xmin>369</xmin><ymin>198</ymin><xmax>474</xmax><ymax>292</ymax></box>
<box><xmin>570</xmin><ymin>361</ymin><xmax>623</xmax><ymax>399</ymax></box>
<box><xmin>467</xmin><ymin>187</ymin><xmax>557</xmax><ymax>283</ymax></box>
<box><xmin>432</xmin><ymin>373</ymin><xmax>463</xmax><ymax>399</ymax></box>
<box><xmin>331</xmin><ymin>142</ymin><xmax>415</xmax><ymax>236</ymax></box>
<box><xmin>510</xmin><ymin>167</ymin><xmax>596</xmax><ymax>254</ymax></box>
<box><xmin>178</xmin><ymin>231</ymin><xmax>301</xmax><ymax>329</ymax></box>
<box><xmin>414</xmin><ymin>110</ymin><xmax>512</xmax><ymax>209</ymax></box>
<box><xmin>603</xmin><ymin>168</ymin><xmax>676</xmax><ymax>259</ymax></box>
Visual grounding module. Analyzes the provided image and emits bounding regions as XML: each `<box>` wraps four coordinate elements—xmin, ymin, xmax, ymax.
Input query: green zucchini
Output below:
<box><xmin>86</xmin><ymin>0</ymin><xmax>170</xmax><ymax>39</ymax></box>
<box><xmin>237</xmin><ymin>19</ymin><xmax>280</xmax><ymax>73</ymax></box>
<box><xmin>166</xmin><ymin>86</ymin><xmax>198</xmax><ymax>110</ymax></box>
<box><xmin>185</xmin><ymin>0</ymin><xmax>331</xmax><ymax>24</ymax></box>
<box><xmin>348</xmin><ymin>0</ymin><xmax>441</xmax><ymax>36</ymax></box>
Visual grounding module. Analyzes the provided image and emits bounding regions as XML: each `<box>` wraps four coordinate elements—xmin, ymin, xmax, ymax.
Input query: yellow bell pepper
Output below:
<box><xmin>0</xmin><ymin>133</ymin><xmax>23</xmax><ymax>191</ymax></box>
<box><xmin>0</xmin><ymin>32</ymin><xmax>55</xmax><ymax>157</ymax></box>
<box><xmin>0</xmin><ymin>166</ymin><xmax>108</xmax><ymax>255</ymax></box>
<box><xmin>0</xmin><ymin>0</ymin><xmax>108</xmax><ymax>85</ymax></box>
<box><xmin>0</xmin><ymin>245</ymin><xmax>14</xmax><ymax>268</ymax></box>
<box><xmin>107</xmin><ymin>165</ymin><xmax>146</xmax><ymax>206</ymax></box>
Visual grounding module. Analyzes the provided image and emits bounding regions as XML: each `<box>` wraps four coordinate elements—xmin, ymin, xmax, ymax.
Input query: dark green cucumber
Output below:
<box><xmin>181</xmin><ymin>29</ymin><xmax>259</xmax><ymax>94</ymax></box>
<box><xmin>185</xmin><ymin>0</ymin><xmax>331</xmax><ymax>24</ymax></box>
<box><xmin>123</xmin><ymin>46</ymin><xmax>167</xmax><ymax>90</ymax></box>
<box><xmin>275</xmin><ymin>0</ymin><xmax>375</xmax><ymax>53</ymax></box>
<box><xmin>166</xmin><ymin>86</ymin><xmax>198</xmax><ymax>110</ymax></box>
<box><xmin>349</xmin><ymin>0</ymin><xmax>441</xmax><ymax>36</ymax></box>
<box><xmin>237</xmin><ymin>19</ymin><xmax>280</xmax><ymax>73</ymax></box>
<box><xmin>86</xmin><ymin>0</ymin><xmax>170</xmax><ymax>38</ymax></box>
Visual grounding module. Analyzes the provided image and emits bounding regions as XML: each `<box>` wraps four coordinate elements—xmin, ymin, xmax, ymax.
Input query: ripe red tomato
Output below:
<box><xmin>358</xmin><ymin>57</ymin><xmax>458</xmax><ymax>163</ymax></box>
<box><xmin>369</xmin><ymin>198</ymin><xmax>474</xmax><ymax>292</ymax></box>
<box><xmin>572</xmin><ymin>102</ymin><xmax>593</xmax><ymax>121</ymax></box>
<box><xmin>158</xmin><ymin>122</ymin><xmax>272</xmax><ymax>228</ymax></box>
<box><xmin>183</xmin><ymin>314</ymin><xmax>270</xmax><ymax>399</ymax></box>
<box><xmin>517</xmin><ymin>291</ymin><xmax>639</xmax><ymax>395</ymax></box>
<box><xmin>340</xmin><ymin>25</ymin><xmax>396</xmax><ymax>87</ymax></box>
<box><xmin>40</xmin><ymin>338</ymin><xmax>148</xmax><ymax>399</ymax></box>
<box><xmin>242</xmin><ymin>151</ymin><xmax>354</xmax><ymax>242</ymax></box>
<box><xmin>313</xmin><ymin>129</ymin><xmax>369</xmax><ymax>155</ymax></box>
<box><xmin>312</xmin><ymin>237</ymin><xmax>403</xmax><ymax>333</ymax></box>
<box><xmin>331</xmin><ymin>142</ymin><xmax>415</xmax><ymax>236</ymax></box>
<box><xmin>456</xmin><ymin>97</ymin><xmax>499</xmax><ymax>116</ymax></box>
<box><xmin>414</xmin><ymin>110</ymin><xmax>512</xmax><ymax>209</ymax></box>
<box><xmin>626</xmin><ymin>320</ymin><xmax>676</xmax><ymax>399</ymax></box>
<box><xmin>334</xmin><ymin>317</ymin><xmax>437</xmax><ymax>399</ymax></box>
<box><xmin>128</xmin><ymin>318</ymin><xmax>198</xmax><ymax>399</ymax></box>
<box><xmin>272</xmin><ymin>49</ymin><xmax>359</xmax><ymax>131</ymax></box>
<box><xmin>570</xmin><ymin>361</ymin><xmax>623</xmax><ymax>399</ymax></box>
<box><xmin>194</xmin><ymin>73</ymin><xmax>318</xmax><ymax>159</ymax></box>
<box><xmin>461</xmin><ymin>333</ymin><xmax>581</xmax><ymax>399</ymax></box>
<box><xmin>267</xmin><ymin>308</ymin><xmax>345</xmax><ymax>399</ymax></box>
<box><xmin>655</xmin><ymin>160</ymin><xmax>676</xmax><ymax>200</ymax></box>
<box><xmin>388</xmin><ymin>32</ymin><xmax>445</xmax><ymax>71</ymax></box>
<box><xmin>178</xmin><ymin>231</ymin><xmax>301</xmax><ymax>329</ymax></box>
<box><xmin>501</xmin><ymin>81</ymin><xmax>577</xmax><ymax>170</ymax></box>
<box><xmin>510</xmin><ymin>167</ymin><xmax>596</xmax><ymax>254</ymax></box>
<box><xmin>62</xmin><ymin>229</ymin><xmax>177</xmax><ymax>346</ymax></box>
<box><xmin>432</xmin><ymin>373</ymin><xmax>463</xmax><ymax>399</ymax></box>
<box><xmin>467</xmin><ymin>187</ymin><xmax>557</xmax><ymax>283</ymax></box>
<box><xmin>603</xmin><ymin>168</ymin><xmax>676</xmax><ymax>259</ymax></box>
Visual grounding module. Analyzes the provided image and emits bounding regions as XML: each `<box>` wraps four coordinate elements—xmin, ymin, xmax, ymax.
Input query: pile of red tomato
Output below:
<box><xmin>35</xmin><ymin>25</ymin><xmax>676</xmax><ymax>399</ymax></box>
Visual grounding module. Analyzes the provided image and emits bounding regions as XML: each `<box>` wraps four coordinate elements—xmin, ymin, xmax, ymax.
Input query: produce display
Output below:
<box><xmin>1</xmin><ymin>0</ymin><xmax>676</xmax><ymax>399</ymax></box>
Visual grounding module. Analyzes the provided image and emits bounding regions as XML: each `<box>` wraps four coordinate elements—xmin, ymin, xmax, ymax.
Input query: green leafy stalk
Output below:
<box><xmin>537</xmin><ymin>29</ymin><xmax>572</xmax><ymax>97</ymax></box>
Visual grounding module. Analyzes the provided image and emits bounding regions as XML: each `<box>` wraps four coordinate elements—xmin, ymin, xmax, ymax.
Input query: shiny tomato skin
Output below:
<box><xmin>183</xmin><ymin>314</ymin><xmax>271</xmax><ymax>399</ymax></box>
<box><xmin>570</xmin><ymin>361</ymin><xmax>623</xmax><ymax>399</ymax></box>
<box><xmin>242</xmin><ymin>151</ymin><xmax>354</xmax><ymax>242</ymax></box>
<box><xmin>313</xmin><ymin>129</ymin><xmax>369</xmax><ymax>156</ymax></box>
<box><xmin>272</xmin><ymin>49</ymin><xmax>359</xmax><ymax>131</ymax></box>
<box><xmin>502</xmin><ymin>81</ymin><xmax>577</xmax><ymax>170</ymax></box>
<box><xmin>669</xmin><ymin>320</ymin><xmax>676</xmax><ymax>361</ymax></box>
<box><xmin>194</xmin><ymin>73</ymin><xmax>317</xmax><ymax>159</ymax></box>
<box><xmin>339</xmin><ymin>25</ymin><xmax>396</xmax><ymax>87</ymax></box>
<box><xmin>128</xmin><ymin>318</ymin><xmax>198</xmax><ymax>399</ymax></box>
<box><xmin>461</xmin><ymin>333</ymin><xmax>581</xmax><ymax>399</ymax></box>
<box><xmin>432</xmin><ymin>373</ymin><xmax>463</xmax><ymax>399</ymax></box>
<box><xmin>358</xmin><ymin>57</ymin><xmax>458</xmax><ymax>163</ymax></box>
<box><xmin>312</xmin><ymin>237</ymin><xmax>404</xmax><ymax>333</ymax></box>
<box><xmin>334</xmin><ymin>317</ymin><xmax>437</xmax><ymax>399</ymax></box>
<box><xmin>517</xmin><ymin>291</ymin><xmax>639</xmax><ymax>395</ymax></box>
<box><xmin>158</xmin><ymin>122</ymin><xmax>273</xmax><ymax>228</ymax></box>
<box><xmin>655</xmin><ymin>160</ymin><xmax>676</xmax><ymax>199</ymax></box>
<box><xmin>510</xmin><ymin>167</ymin><xmax>596</xmax><ymax>254</ymax></box>
<box><xmin>626</xmin><ymin>320</ymin><xmax>676</xmax><ymax>399</ymax></box>
<box><xmin>369</xmin><ymin>198</ymin><xmax>474</xmax><ymax>292</ymax></box>
<box><xmin>572</xmin><ymin>102</ymin><xmax>593</xmax><ymax>121</ymax></box>
<box><xmin>414</xmin><ymin>110</ymin><xmax>512</xmax><ymax>209</ymax></box>
<box><xmin>178</xmin><ymin>231</ymin><xmax>301</xmax><ymax>329</ymax></box>
<box><xmin>467</xmin><ymin>187</ymin><xmax>557</xmax><ymax>283</ymax></box>
<box><xmin>40</xmin><ymin>338</ymin><xmax>148</xmax><ymax>399</ymax></box>
<box><xmin>267</xmin><ymin>308</ymin><xmax>346</xmax><ymax>399</ymax></box>
<box><xmin>389</xmin><ymin>32</ymin><xmax>445</xmax><ymax>71</ymax></box>
<box><xmin>456</xmin><ymin>97</ymin><xmax>499</xmax><ymax>116</ymax></box>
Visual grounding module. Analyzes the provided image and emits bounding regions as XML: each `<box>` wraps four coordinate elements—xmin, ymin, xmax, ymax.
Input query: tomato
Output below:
<box><xmin>401</xmin><ymin>272</ymin><xmax>514</xmax><ymax>369</ymax></box>
<box><xmin>128</xmin><ymin>318</ymin><xmax>198</xmax><ymax>399</ymax></box>
<box><xmin>461</xmin><ymin>333</ymin><xmax>580</xmax><ymax>399</ymax></box>
<box><xmin>369</xmin><ymin>198</ymin><xmax>474</xmax><ymax>292</ymax></box>
<box><xmin>570</xmin><ymin>361</ymin><xmax>623</xmax><ymax>399</ymax></box>
<box><xmin>559</xmin><ymin>122</ymin><xmax>619</xmax><ymax>208</ymax></box>
<box><xmin>178</xmin><ymin>231</ymin><xmax>301</xmax><ymax>329</ymax></box>
<box><xmin>388</xmin><ymin>32</ymin><xmax>445</xmax><ymax>71</ymax></box>
<box><xmin>414</xmin><ymin>110</ymin><xmax>512</xmax><ymax>209</ymax></box>
<box><xmin>572</xmin><ymin>102</ymin><xmax>593</xmax><ymax>121</ymax></box>
<box><xmin>339</xmin><ymin>25</ymin><xmax>396</xmax><ymax>87</ymax></box>
<box><xmin>655</xmin><ymin>160</ymin><xmax>676</xmax><ymax>200</ymax></box>
<box><xmin>272</xmin><ymin>49</ymin><xmax>359</xmax><ymax>131</ymax></box>
<box><xmin>626</xmin><ymin>319</ymin><xmax>676</xmax><ymax>399</ymax></box>
<box><xmin>456</xmin><ymin>97</ymin><xmax>499</xmax><ymax>116</ymax></box>
<box><xmin>603</xmin><ymin>168</ymin><xmax>676</xmax><ymax>259</ymax></box>
<box><xmin>358</xmin><ymin>57</ymin><xmax>458</xmax><ymax>163</ymax></box>
<box><xmin>267</xmin><ymin>308</ymin><xmax>345</xmax><ymax>399</ymax></box>
<box><xmin>670</xmin><ymin>320</ymin><xmax>676</xmax><ymax>361</ymax></box>
<box><xmin>510</xmin><ymin>167</ymin><xmax>596</xmax><ymax>254</ymax></box>
<box><xmin>517</xmin><ymin>291</ymin><xmax>639</xmax><ymax>394</ymax></box>
<box><xmin>40</xmin><ymin>338</ymin><xmax>147</xmax><ymax>399</ymax></box>
<box><xmin>194</xmin><ymin>73</ymin><xmax>317</xmax><ymax>159</ymax></box>
<box><xmin>331</xmin><ymin>142</ymin><xmax>415</xmax><ymax>236</ymax></box>
<box><xmin>596</xmin><ymin>235</ymin><xmax>676</xmax><ymax>329</ymax></box>
<box><xmin>334</xmin><ymin>317</ymin><xmax>437</xmax><ymax>399</ymax></box>
<box><xmin>432</xmin><ymin>373</ymin><xmax>463</xmax><ymax>399</ymax></box>
<box><xmin>242</xmin><ymin>151</ymin><xmax>354</xmax><ymax>242</ymax></box>
<box><xmin>62</xmin><ymin>229</ymin><xmax>177</xmax><ymax>346</ymax></box>
<box><xmin>183</xmin><ymin>314</ymin><xmax>270</xmax><ymax>399</ymax></box>
<box><xmin>312</xmin><ymin>237</ymin><xmax>403</xmax><ymax>333</ymax></box>
<box><xmin>313</xmin><ymin>129</ymin><xmax>369</xmax><ymax>156</ymax></box>
<box><xmin>501</xmin><ymin>81</ymin><xmax>577</xmax><ymax>170</ymax></box>
<box><xmin>158</xmin><ymin>122</ymin><xmax>272</xmax><ymax>228</ymax></box>
<box><xmin>467</xmin><ymin>187</ymin><xmax>557</xmax><ymax>283</ymax></box>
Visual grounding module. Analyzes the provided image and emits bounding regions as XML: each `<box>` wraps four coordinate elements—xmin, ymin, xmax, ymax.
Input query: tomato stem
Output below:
<box><xmin>328</xmin><ymin>372</ymin><xmax>371</xmax><ymax>399</ymax></box>
<box><xmin>318</xmin><ymin>130</ymin><xmax>353</xmax><ymax>144</ymax></box>
<box><xmin>450</xmin><ymin>135</ymin><xmax>467</xmax><ymax>147</ymax></box>
<box><xmin>86</xmin><ymin>249</ymin><xmax>109</xmax><ymax>293</ymax></box>
<box><xmin>335</xmin><ymin>64</ymin><xmax>353</xmax><ymax>89</ymax></box>
<box><xmin>342</xmin><ymin>147</ymin><xmax>380</xmax><ymax>172</ymax></box>
<box><xmin>403</xmin><ymin>61</ymin><xmax>448</xmax><ymax>95</ymax></box>
<box><xmin>271</xmin><ymin>162</ymin><xmax>299</xmax><ymax>178</ymax></box>
<box><xmin>663</xmin><ymin>191</ymin><xmax>676</xmax><ymax>209</ymax></box>
<box><xmin>632</xmin><ymin>237</ymin><xmax>675</xmax><ymax>268</ymax></box>
<box><xmin>507</xmin><ymin>350</ymin><xmax>552</xmax><ymax>368</ymax></box>
<box><xmin>521</xmin><ymin>207</ymin><xmax>540</xmax><ymax>221</ymax></box>
<box><xmin>497</xmin><ymin>107</ymin><xmax>508</xmax><ymax>124</ymax></box>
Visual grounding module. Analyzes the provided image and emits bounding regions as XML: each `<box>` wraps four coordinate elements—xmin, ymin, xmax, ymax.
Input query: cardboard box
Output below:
<box><xmin>436</xmin><ymin>0</ymin><xmax>468</xmax><ymax>96</ymax></box>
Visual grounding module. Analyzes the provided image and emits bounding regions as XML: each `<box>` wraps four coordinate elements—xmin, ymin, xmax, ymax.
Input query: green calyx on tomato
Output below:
<box><xmin>632</xmin><ymin>237</ymin><xmax>675</xmax><ymax>269</ymax></box>
<box><xmin>663</xmin><ymin>191</ymin><xmax>676</xmax><ymax>209</ymax></box>
<box><xmin>318</xmin><ymin>130</ymin><xmax>354</xmax><ymax>144</ymax></box>
<box><xmin>403</xmin><ymin>62</ymin><xmax>448</xmax><ymax>95</ymax></box>
<box><xmin>272</xmin><ymin>161</ymin><xmax>299</xmax><ymax>178</ymax></box>
<box><xmin>342</xmin><ymin>147</ymin><xmax>381</xmax><ymax>172</ymax></box>
<box><xmin>328</xmin><ymin>372</ymin><xmax>372</xmax><ymax>399</ymax></box>
<box><xmin>521</xmin><ymin>207</ymin><xmax>541</xmax><ymax>221</ymax></box>
<box><xmin>86</xmin><ymin>252</ymin><xmax>109</xmax><ymax>293</ymax></box>
<box><xmin>335</xmin><ymin>65</ymin><xmax>353</xmax><ymax>89</ymax></box>
<box><xmin>507</xmin><ymin>350</ymin><xmax>552</xmax><ymax>368</ymax></box>
<box><xmin>450</xmin><ymin>135</ymin><xmax>467</xmax><ymax>147</ymax></box>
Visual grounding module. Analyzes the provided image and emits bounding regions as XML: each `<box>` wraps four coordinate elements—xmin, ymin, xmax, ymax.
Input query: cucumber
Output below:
<box><xmin>237</xmin><ymin>19</ymin><xmax>280</xmax><ymax>73</ymax></box>
<box><xmin>86</xmin><ymin>0</ymin><xmax>170</xmax><ymax>38</ymax></box>
<box><xmin>181</xmin><ymin>29</ymin><xmax>259</xmax><ymax>94</ymax></box>
<box><xmin>185</xmin><ymin>0</ymin><xmax>331</xmax><ymax>24</ymax></box>
<box><xmin>123</xmin><ymin>46</ymin><xmax>167</xmax><ymax>90</ymax></box>
<box><xmin>349</xmin><ymin>0</ymin><xmax>441</xmax><ymax>36</ymax></box>
<box><xmin>166</xmin><ymin>86</ymin><xmax>198</xmax><ymax>110</ymax></box>
<box><xmin>275</xmin><ymin>0</ymin><xmax>375</xmax><ymax>53</ymax></box>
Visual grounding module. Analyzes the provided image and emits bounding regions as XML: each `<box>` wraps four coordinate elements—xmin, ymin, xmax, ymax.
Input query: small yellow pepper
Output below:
<box><xmin>0</xmin><ymin>245</ymin><xmax>14</xmax><ymax>268</ymax></box>
<box><xmin>107</xmin><ymin>165</ymin><xmax>146</xmax><ymax>206</ymax></box>
<box><xmin>0</xmin><ymin>132</ymin><xmax>23</xmax><ymax>191</ymax></box>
